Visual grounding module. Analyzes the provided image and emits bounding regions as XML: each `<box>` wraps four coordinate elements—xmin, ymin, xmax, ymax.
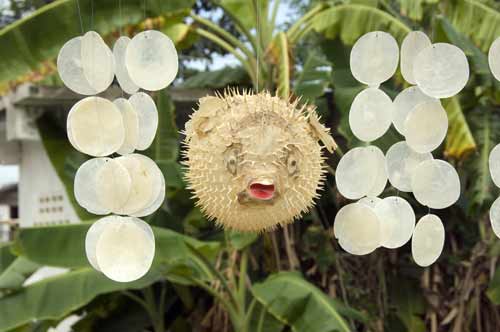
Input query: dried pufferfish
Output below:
<box><xmin>182</xmin><ymin>90</ymin><xmax>336</xmax><ymax>232</ymax></box>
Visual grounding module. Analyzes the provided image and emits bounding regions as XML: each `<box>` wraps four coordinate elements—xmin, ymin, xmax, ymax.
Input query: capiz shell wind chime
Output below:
<box><xmin>57</xmin><ymin>0</ymin><xmax>178</xmax><ymax>282</ymax></box>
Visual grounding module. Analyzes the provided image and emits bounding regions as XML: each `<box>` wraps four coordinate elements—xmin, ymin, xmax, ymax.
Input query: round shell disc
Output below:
<box><xmin>85</xmin><ymin>216</ymin><xmax>118</xmax><ymax>271</ymax></box>
<box><xmin>412</xmin><ymin>214</ymin><xmax>445</xmax><ymax>267</ymax></box>
<box><xmin>349</xmin><ymin>88</ymin><xmax>393</xmax><ymax>142</ymax></box>
<box><xmin>413</xmin><ymin>43</ymin><xmax>470</xmax><ymax>98</ymax></box>
<box><xmin>95</xmin><ymin>217</ymin><xmax>155</xmax><ymax>282</ymax></box>
<box><xmin>335</xmin><ymin>147</ymin><xmax>378</xmax><ymax>200</ymax></box>
<box><xmin>489</xmin><ymin>196</ymin><xmax>500</xmax><ymax>239</ymax></box>
<box><xmin>114</xmin><ymin>154</ymin><xmax>155</xmax><ymax>215</ymax></box>
<box><xmin>411</xmin><ymin>159</ymin><xmax>460</xmax><ymax>209</ymax></box>
<box><xmin>81</xmin><ymin>31</ymin><xmax>115</xmax><ymax>93</ymax></box>
<box><xmin>400</xmin><ymin>31</ymin><xmax>432</xmax><ymax>85</ymax></box>
<box><xmin>366</xmin><ymin>146</ymin><xmax>387</xmax><ymax>197</ymax></box>
<box><xmin>74</xmin><ymin>158</ymin><xmax>112</xmax><ymax>215</ymax></box>
<box><xmin>488</xmin><ymin>37</ymin><xmax>500</xmax><ymax>81</ymax></box>
<box><xmin>128</xmin><ymin>154</ymin><xmax>165</xmax><ymax>218</ymax></box>
<box><xmin>350</xmin><ymin>31</ymin><xmax>399</xmax><ymax>86</ymax></box>
<box><xmin>132</xmin><ymin>173</ymin><xmax>165</xmax><ymax>218</ymax></box>
<box><xmin>392</xmin><ymin>86</ymin><xmax>439</xmax><ymax>136</ymax></box>
<box><xmin>358</xmin><ymin>196</ymin><xmax>382</xmax><ymax>209</ymax></box>
<box><xmin>488</xmin><ymin>143</ymin><xmax>500</xmax><ymax>188</ymax></box>
<box><xmin>114</xmin><ymin>98</ymin><xmax>140</xmax><ymax>155</ymax></box>
<box><xmin>94</xmin><ymin>158</ymin><xmax>132</xmax><ymax>213</ymax></box>
<box><xmin>404</xmin><ymin>101</ymin><xmax>448</xmax><ymax>153</ymax></box>
<box><xmin>57</xmin><ymin>36</ymin><xmax>96</xmax><ymax>95</ymax></box>
<box><xmin>334</xmin><ymin>203</ymin><xmax>380</xmax><ymax>255</ymax></box>
<box><xmin>68</xmin><ymin>97</ymin><xmax>125</xmax><ymax>157</ymax></box>
<box><xmin>113</xmin><ymin>37</ymin><xmax>140</xmax><ymax>95</ymax></box>
<box><xmin>374</xmin><ymin>196</ymin><xmax>416</xmax><ymax>249</ymax></box>
<box><xmin>126</xmin><ymin>30</ymin><xmax>178</xmax><ymax>91</ymax></box>
<box><xmin>386</xmin><ymin>141</ymin><xmax>433</xmax><ymax>192</ymax></box>
<box><xmin>129</xmin><ymin>92</ymin><xmax>158</xmax><ymax>150</ymax></box>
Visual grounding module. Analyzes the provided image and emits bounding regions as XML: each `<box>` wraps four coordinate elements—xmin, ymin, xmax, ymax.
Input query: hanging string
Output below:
<box><xmin>255</xmin><ymin>0</ymin><xmax>260</xmax><ymax>92</ymax></box>
<box><xmin>143</xmin><ymin>0</ymin><xmax>146</xmax><ymax>23</ymax></box>
<box><xmin>119</xmin><ymin>0</ymin><xmax>124</xmax><ymax>98</ymax></box>
<box><xmin>90</xmin><ymin>0</ymin><xmax>94</xmax><ymax>31</ymax></box>
<box><xmin>75</xmin><ymin>0</ymin><xmax>84</xmax><ymax>34</ymax></box>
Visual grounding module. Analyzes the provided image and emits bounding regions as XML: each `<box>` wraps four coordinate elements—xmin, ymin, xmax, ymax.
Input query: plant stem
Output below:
<box><xmin>194</xmin><ymin>27</ymin><xmax>258</xmax><ymax>87</ymax></box>
<box><xmin>287</xmin><ymin>3</ymin><xmax>327</xmax><ymax>43</ymax></box>
<box><xmin>190</xmin><ymin>13</ymin><xmax>257</xmax><ymax>70</ymax></box>
<box><xmin>218</xmin><ymin>2</ymin><xmax>258</xmax><ymax>52</ymax></box>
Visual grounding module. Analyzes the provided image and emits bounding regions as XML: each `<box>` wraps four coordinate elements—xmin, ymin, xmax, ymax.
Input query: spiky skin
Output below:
<box><xmin>182</xmin><ymin>91</ymin><xmax>336</xmax><ymax>232</ymax></box>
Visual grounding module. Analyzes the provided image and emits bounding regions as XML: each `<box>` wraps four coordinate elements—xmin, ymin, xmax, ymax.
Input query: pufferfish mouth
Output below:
<box><xmin>248</xmin><ymin>180</ymin><xmax>276</xmax><ymax>201</ymax></box>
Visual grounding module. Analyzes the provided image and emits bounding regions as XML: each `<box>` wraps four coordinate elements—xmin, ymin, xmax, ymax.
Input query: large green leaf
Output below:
<box><xmin>444</xmin><ymin>0</ymin><xmax>500</xmax><ymax>52</ymax></box>
<box><xmin>443</xmin><ymin>97</ymin><xmax>477</xmax><ymax>160</ymax></box>
<box><xmin>0</xmin><ymin>267</ymin><xmax>163</xmax><ymax>332</ymax></box>
<box><xmin>180</xmin><ymin>67</ymin><xmax>251</xmax><ymax>89</ymax></box>
<box><xmin>465</xmin><ymin>109</ymin><xmax>500</xmax><ymax>213</ymax></box>
<box><xmin>0</xmin><ymin>243</ymin><xmax>16</xmax><ymax>274</ymax></box>
<box><xmin>312</xmin><ymin>4</ymin><xmax>411</xmax><ymax>45</ymax></box>
<box><xmin>268</xmin><ymin>32</ymin><xmax>292</xmax><ymax>98</ymax></box>
<box><xmin>252</xmin><ymin>272</ymin><xmax>351</xmax><ymax>332</ymax></box>
<box><xmin>0</xmin><ymin>257</ymin><xmax>39</xmax><ymax>290</ymax></box>
<box><xmin>13</xmin><ymin>223</ymin><xmax>220</xmax><ymax>271</ymax></box>
<box><xmin>0</xmin><ymin>0</ymin><xmax>194</xmax><ymax>91</ymax></box>
<box><xmin>294</xmin><ymin>53</ymin><xmax>332</xmax><ymax>102</ymax></box>
<box><xmin>391</xmin><ymin>279</ymin><xmax>426</xmax><ymax>332</ymax></box>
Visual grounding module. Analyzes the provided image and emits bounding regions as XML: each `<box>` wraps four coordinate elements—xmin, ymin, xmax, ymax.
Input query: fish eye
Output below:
<box><xmin>286</xmin><ymin>149</ymin><xmax>299</xmax><ymax>176</ymax></box>
<box><xmin>224</xmin><ymin>145</ymin><xmax>241</xmax><ymax>175</ymax></box>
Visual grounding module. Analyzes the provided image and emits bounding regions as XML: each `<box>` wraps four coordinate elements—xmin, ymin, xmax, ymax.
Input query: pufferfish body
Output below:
<box><xmin>182</xmin><ymin>90</ymin><xmax>336</xmax><ymax>232</ymax></box>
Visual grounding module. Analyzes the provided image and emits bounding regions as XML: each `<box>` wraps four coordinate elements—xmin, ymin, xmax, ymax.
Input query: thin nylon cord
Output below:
<box><xmin>90</xmin><ymin>0</ymin><xmax>94</xmax><ymax>31</ymax></box>
<box><xmin>75</xmin><ymin>0</ymin><xmax>84</xmax><ymax>33</ymax></box>
<box><xmin>255</xmin><ymin>0</ymin><xmax>260</xmax><ymax>92</ymax></box>
<box><xmin>119</xmin><ymin>0</ymin><xmax>124</xmax><ymax>97</ymax></box>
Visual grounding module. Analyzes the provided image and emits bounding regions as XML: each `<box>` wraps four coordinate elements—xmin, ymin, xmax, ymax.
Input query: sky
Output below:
<box><xmin>0</xmin><ymin>1</ymin><xmax>297</xmax><ymax>188</ymax></box>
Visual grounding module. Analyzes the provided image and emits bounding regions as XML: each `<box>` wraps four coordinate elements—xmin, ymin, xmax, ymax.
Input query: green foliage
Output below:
<box><xmin>0</xmin><ymin>257</ymin><xmax>39</xmax><ymax>290</ymax></box>
<box><xmin>294</xmin><ymin>53</ymin><xmax>332</xmax><ymax>102</ymax></box>
<box><xmin>0</xmin><ymin>0</ymin><xmax>195</xmax><ymax>91</ymax></box>
<box><xmin>252</xmin><ymin>272</ymin><xmax>351</xmax><ymax>332</ymax></box>
<box><xmin>180</xmin><ymin>67</ymin><xmax>251</xmax><ymax>89</ymax></box>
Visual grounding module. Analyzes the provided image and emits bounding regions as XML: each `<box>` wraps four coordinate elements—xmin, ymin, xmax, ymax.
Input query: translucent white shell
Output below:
<box><xmin>400</xmin><ymin>31</ymin><xmax>432</xmax><ymax>85</ymax></box>
<box><xmin>385</xmin><ymin>141</ymin><xmax>433</xmax><ymax>192</ymax></box>
<box><xmin>95</xmin><ymin>217</ymin><xmax>155</xmax><ymax>282</ymax></box>
<box><xmin>349</xmin><ymin>87</ymin><xmax>393</xmax><ymax>142</ymax></box>
<box><xmin>114</xmin><ymin>154</ymin><xmax>155</xmax><ymax>215</ymax></box>
<box><xmin>126</xmin><ymin>30</ymin><xmax>178</xmax><ymax>91</ymax></box>
<box><xmin>114</xmin><ymin>98</ymin><xmax>140</xmax><ymax>155</ymax></box>
<box><xmin>413</xmin><ymin>43</ymin><xmax>470</xmax><ymax>98</ymax></box>
<box><xmin>85</xmin><ymin>216</ymin><xmax>117</xmax><ymax>271</ymax></box>
<box><xmin>113</xmin><ymin>36</ymin><xmax>140</xmax><ymax>95</ymax></box>
<box><xmin>128</xmin><ymin>154</ymin><xmax>165</xmax><ymax>218</ymax></box>
<box><xmin>392</xmin><ymin>86</ymin><xmax>439</xmax><ymax>136</ymax></box>
<box><xmin>334</xmin><ymin>203</ymin><xmax>380</xmax><ymax>255</ymax></box>
<box><xmin>366</xmin><ymin>146</ymin><xmax>388</xmax><ymax>197</ymax></box>
<box><xmin>74</xmin><ymin>158</ymin><xmax>112</xmax><ymax>215</ymax></box>
<box><xmin>57</xmin><ymin>37</ymin><xmax>96</xmax><ymax>95</ymax></box>
<box><xmin>94</xmin><ymin>158</ymin><xmax>132</xmax><ymax>213</ymax></box>
<box><xmin>488</xmin><ymin>37</ymin><xmax>500</xmax><ymax>82</ymax></box>
<box><xmin>411</xmin><ymin>159</ymin><xmax>460</xmax><ymax>209</ymax></box>
<box><xmin>412</xmin><ymin>214</ymin><xmax>445</xmax><ymax>267</ymax></box>
<box><xmin>350</xmin><ymin>31</ymin><xmax>399</xmax><ymax>86</ymax></box>
<box><xmin>81</xmin><ymin>31</ymin><xmax>115</xmax><ymax>93</ymax></box>
<box><xmin>488</xmin><ymin>143</ymin><xmax>500</xmax><ymax>188</ymax></box>
<box><xmin>67</xmin><ymin>97</ymin><xmax>125</xmax><ymax>157</ymax></box>
<box><xmin>404</xmin><ymin>101</ymin><xmax>448</xmax><ymax>154</ymax></box>
<box><xmin>335</xmin><ymin>146</ymin><xmax>378</xmax><ymax>200</ymax></box>
<box><xmin>358</xmin><ymin>196</ymin><xmax>382</xmax><ymax>209</ymax></box>
<box><xmin>489</xmin><ymin>196</ymin><xmax>500</xmax><ymax>239</ymax></box>
<box><xmin>129</xmin><ymin>92</ymin><xmax>159</xmax><ymax>150</ymax></box>
<box><xmin>375</xmin><ymin>196</ymin><xmax>415</xmax><ymax>249</ymax></box>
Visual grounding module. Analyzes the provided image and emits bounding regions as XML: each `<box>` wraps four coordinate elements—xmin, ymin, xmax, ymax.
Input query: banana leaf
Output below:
<box><xmin>252</xmin><ymin>272</ymin><xmax>351</xmax><ymax>332</ymax></box>
<box><xmin>0</xmin><ymin>0</ymin><xmax>194</xmax><ymax>92</ymax></box>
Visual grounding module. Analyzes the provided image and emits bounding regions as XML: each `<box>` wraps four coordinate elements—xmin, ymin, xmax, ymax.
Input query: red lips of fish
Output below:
<box><xmin>248</xmin><ymin>182</ymin><xmax>276</xmax><ymax>201</ymax></box>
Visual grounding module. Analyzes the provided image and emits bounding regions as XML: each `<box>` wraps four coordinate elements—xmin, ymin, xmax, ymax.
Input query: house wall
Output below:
<box><xmin>19</xmin><ymin>140</ymin><xmax>80</xmax><ymax>228</ymax></box>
